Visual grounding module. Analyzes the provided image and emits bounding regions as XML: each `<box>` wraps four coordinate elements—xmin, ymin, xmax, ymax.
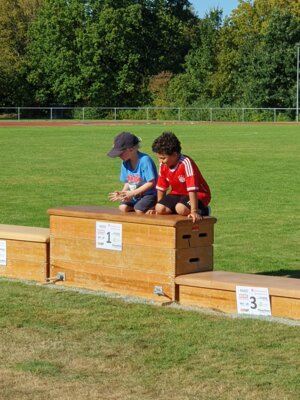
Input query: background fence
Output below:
<box><xmin>0</xmin><ymin>106</ymin><xmax>298</xmax><ymax>123</ymax></box>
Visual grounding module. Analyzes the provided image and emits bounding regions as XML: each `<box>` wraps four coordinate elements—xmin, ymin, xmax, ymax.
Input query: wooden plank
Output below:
<box><xmin>51</xmin><ymin>256</ymin><xmax>175</xmax><ymax>280</ymax></box>
<box><xmin>50</xmin><ymin>215</ymin><xmax>176</xmax><ymax>248</ymax></box>
<box><xmin>178</xmin><ymin>286</ymin><xmax>236</xmax><ymax>313</ymax></box>
<box><xmin>175</xmin><ymin>271</ymin><xmax>300</xmax><ymax>299</ymax></box>
<box><xmin>0</xmin><ymin>224</ymin><xmax>49</xmax><ymax>243</ymax></box>
<box><xmin>51</xmin><ymin>261</ymin><xmax>174</xmax><ymax>301</ymax></box>
<box><xmin>50</xmin><ymin>237</ymin><xmax>176</xmax><ymax>274</ymax></box>
<box><xmin>0</xmin><ymin>259</ymin><xmax>48</xmax><ymax>281</ymax></box>
<box><xmin>48</xmin><ymin>206</ymin><xmax>217</xmax><ymax>228</ymax></box>
<box><xmin>271</xmin><ymin>296</ymin><xmax>300</xmax><ymax>319</ymax></box>
<box><xmin>178</xmin><ymin>285</ymin><xmax>300</xmax><ymax>320</ymax></box>
<box><xmin>3</xmin><ymin>240</ymin><xmax>48</xmax><ymax>262</ymax></box>
<box><xmin>176</xmin><ymin>246</ymin><xmax>213</xmax><ymax>275</ymax></box>
<box><xmin>176</xmin><ymin>222</ymin><xmax>214</xmax><ymax>248</ymax></box>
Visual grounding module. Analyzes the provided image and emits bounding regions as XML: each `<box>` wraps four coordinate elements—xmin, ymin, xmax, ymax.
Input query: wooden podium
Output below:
<box><xmin>0</xmin><ymin>224</ymin><xmax>50</xmax><ymax>282</ymax></box>
<box><xmin>48</xmin><ymin>206</ymin><xmax>217</xmax><ymax>302</ymax></box>
<box><xmin>175</xmin><ymin>271</ymin><xmax>300</xmax><ymax>320</ymax></box>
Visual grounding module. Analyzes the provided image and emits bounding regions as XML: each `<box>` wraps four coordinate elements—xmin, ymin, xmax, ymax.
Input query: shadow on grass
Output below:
<box><xmin>257</xmin><ymin>269</ymin><xmax>300</xmax><ymax>279</ymax></box>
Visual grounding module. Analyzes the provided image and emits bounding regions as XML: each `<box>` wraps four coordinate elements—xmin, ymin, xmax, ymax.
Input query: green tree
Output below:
<box><xmin>210</xmin><ymin>0</ymin><xmax>300</xmax><ymax>107</ymax></box>
<box><xmin>26</xmin><ymin>0</ymin><xmax>197</xmax><ymax>106</ymax></box>
<box><xmin>166</xmin><ymin>9</ymin><xmax>223</xmax><ymax>106</ymax></box>
<box><xmin>211</xmin><ymin>0</ymin><xmax>263</xmax><ymax>106</ymax></box>
<box><xmin>148</xmin><ymin>71</ymin><xmax>173</xmax><ymax>106</ymax></box>
<box><xmin>0</xmin><ymin>0</ymin><xmax>42</xmax><ymax>106</ymax></box>
<box><xmin>239</xmin><ymin>9</ymin><xmax>300</xmax><ymax>107</ymax></box>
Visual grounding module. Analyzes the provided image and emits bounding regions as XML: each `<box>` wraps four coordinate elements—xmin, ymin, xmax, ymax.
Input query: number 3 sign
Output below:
<box><xmin>96</xmin><ymin>221</ymin><xmax>122</xmax><ymax>251</ymax></box>
<box><xmin>236</xmin><ymin>286</ymin><xmax>271</xmax><ymax>316</ymax></box>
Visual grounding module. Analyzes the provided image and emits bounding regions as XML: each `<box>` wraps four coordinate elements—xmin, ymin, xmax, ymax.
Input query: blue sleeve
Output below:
<box><xmin>141</xmin><ymin>156</ymin><xmax>157</xmax><ymax>182</ymax></box>
<box><xmin>120</xmin><ymin>162</ymin><xmax>128</xmax><ymax>183</ymax></box>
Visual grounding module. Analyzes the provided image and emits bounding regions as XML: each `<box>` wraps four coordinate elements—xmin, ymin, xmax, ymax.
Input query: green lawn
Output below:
<box><xmin>0</xmin><ymin>279</ymin><xmax>299</xmax><ymax>400</ymax></box>
<box><xmin>0</xmin><ymin>123</ymin><xmax>300</xmax><ymax>399</ymax></box>
<box><xmin>0</xmin><ymin>123</ymin><xmax>299</xmax><ymax>274</ymax></box>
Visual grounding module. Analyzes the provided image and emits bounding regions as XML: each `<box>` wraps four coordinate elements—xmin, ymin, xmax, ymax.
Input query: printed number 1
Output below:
<box><xmin>106</xmin><ymin>231</ymin><xmax>111</xmax><ymax>243</ymax></box>
<box><xmin>250</xmin><ymin>296</ymin><xmax>257</xmax><ymax>309</ymax></box>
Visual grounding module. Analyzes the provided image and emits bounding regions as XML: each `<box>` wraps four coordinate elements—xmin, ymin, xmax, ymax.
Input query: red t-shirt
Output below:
<box><xmin>156</xmin><ymin>154</ymin><xmax>211</xmax><ymax>206</ymax></box>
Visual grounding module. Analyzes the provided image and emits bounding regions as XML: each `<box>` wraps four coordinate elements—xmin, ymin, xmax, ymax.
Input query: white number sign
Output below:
<box><xmin>0</xmin><ymin>240</ymin><xmax>7</xmax><ymax>266</ymax></box>
<box><xmin>96</xmin><ymin>221</ymin><xmax>122</xmax><ymax>251</ymax></box>
<box><xmin>236</xmin><ymin>286</ymin><xmax>271</xmax><ymax>316</ymax></box>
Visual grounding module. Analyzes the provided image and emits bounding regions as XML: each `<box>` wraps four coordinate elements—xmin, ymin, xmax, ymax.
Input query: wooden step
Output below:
<box><xmin>175</xmin><ymin>271</ymin><xmax>300</xmax><ymax>320</ymax></box>
<box><xmin>48</xmin><ymin>206</ymin><xmax>217</xmax><ymax>302</ymax></box>
<box><xmin>0</xmin><ymin>224</ymin><xmax>50</xmax><ymax>243</ymax></box>
<box><xmin>0</xmin><ymin>224</ymin><xmax>50</xmax><ymax>282</ymax></box>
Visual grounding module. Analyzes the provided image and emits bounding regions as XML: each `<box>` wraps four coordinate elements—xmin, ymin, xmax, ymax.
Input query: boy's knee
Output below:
<box><xmin>175</xmin><ymin>203</ymin><xmax>189</xmax><ymax>216</ymax></box>
<box><xmin>134</xmin><ymin>209</ymin><xmax>144</xmax><ymax>214</ymax></box>
<box><xmin>155</xmin><ymin>203</ymin><xmax>171</xmax><ymax>215</ymax></box>
<box><xmin>119</xmin><ymin>204</ymin><xmax>133</xmax><ymax>213</ymax></box>
<box><xmin>155</xmin><ymin>203</ymin><xmax>164</xmax><ymax>214</ymax></box>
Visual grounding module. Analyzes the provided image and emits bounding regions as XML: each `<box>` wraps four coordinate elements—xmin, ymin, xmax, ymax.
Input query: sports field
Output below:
<box><xmin>0</xmin><ymin>123</ymin><xmax>299</xmax><ymax>400</ymax></box>
<box><xmin>0</xmin><ymin>122</ymin><xmax>299</xmax><ymax>274</ymax></box>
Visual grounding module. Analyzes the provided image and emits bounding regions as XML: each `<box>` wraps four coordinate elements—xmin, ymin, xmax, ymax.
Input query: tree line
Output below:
<box><xmin>0</xmin><ymin>0</ymin><xmax>299</xmax><ymax>108</ymax></box>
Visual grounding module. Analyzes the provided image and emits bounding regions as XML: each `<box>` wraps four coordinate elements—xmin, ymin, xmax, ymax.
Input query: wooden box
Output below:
<box><xmin>175</xmin><ymin>271</ymin><xmax>300</xmax><ymax>320</ymax></box>
<box><xmin>48</xmin><ymin>206</ymin><xmax>217</xmax><ymax>301</ymax></box>
<box><xmin>0</xmin><ymin>224</ymin><xmax>50</xmax><ymax>282</ymax></box>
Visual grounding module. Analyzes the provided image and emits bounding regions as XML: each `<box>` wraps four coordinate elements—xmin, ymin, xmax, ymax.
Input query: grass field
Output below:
<box><xmin>0</xmin><ymin>280</ymin><xmax>300</xmax><ymax>400</ymax></box>
<box><xmin>0</xmin><ymin>123</ymin><xmax>299</xmax><ymax>274</ymax></box>
<box><xmin>0</xmin><ymin>122</ymin><xmax>300</xmax><ymax>399</ymax></box>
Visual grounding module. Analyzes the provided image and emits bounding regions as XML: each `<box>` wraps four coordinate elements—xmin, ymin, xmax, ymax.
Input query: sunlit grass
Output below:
<box><xmin>0</xmin><ymin>280</ymin><xmax>299</xmax><ymax>400</ymax></box>
<box><xmin>0</xmin><ymin>123</ymin><xmax>299</xmax><ymax>274</ymax></box>
<box><xmin>0</xmin><ymin>123</ymin><xmax>299</xmax><ymax>399</ymax></box>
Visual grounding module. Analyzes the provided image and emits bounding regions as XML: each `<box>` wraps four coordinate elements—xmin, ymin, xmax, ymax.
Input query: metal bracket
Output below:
<box><xmin>46</xmin><ymin>272</ymin><xmax>66</xmax><ymax>282</ymax></box>
<box><xmin>153</xmin><ymin>286</ymin><xmax>164</xmax><ymax>296</ymax></box>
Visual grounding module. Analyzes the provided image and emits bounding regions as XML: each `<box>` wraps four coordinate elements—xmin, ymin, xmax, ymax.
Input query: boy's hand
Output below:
<box><xmin>188</xmin><ymin>211</ymin><xmax>203</xmax><ymax>223</ymax></box>
<box><xmin>146</xmin><ymin>208</ymin><xmax>157</xmax><ymax>215</ymax></box>
<box><xmin>108</xmin><ymin>191</ymin><xmax>121</xmax><ymax>201</ymax></box>
<box><xmin>119</xmin><ymin>190</ymin><xmax>136</xmax><ymax>201</ymax></box>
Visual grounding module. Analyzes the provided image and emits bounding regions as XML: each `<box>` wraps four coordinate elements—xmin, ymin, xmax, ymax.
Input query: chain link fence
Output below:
<box><xmin>0</xmin><ymin>106</ymin><xmax>298</xmax><ymax>123</ymax></box>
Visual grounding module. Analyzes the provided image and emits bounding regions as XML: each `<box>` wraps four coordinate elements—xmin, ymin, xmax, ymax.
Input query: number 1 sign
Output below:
<box><xmin>96</xmin><ymin>221</ymin><xmax>122</xmax><ymax>251</ymax></box>
<box><xmin>236</xmin><ymin>286</ymin><xmax>271</xmax><ymax>316</ymax></box>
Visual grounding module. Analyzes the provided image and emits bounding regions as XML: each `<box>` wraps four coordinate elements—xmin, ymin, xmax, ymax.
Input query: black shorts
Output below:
<box><xmin>121</xmin><ymin>194</ymin><xmax>157</xmax><ymax>212</ymax></box>
<box><xmin>158</xmin><ymin>194</ymin><xmax>210</xmax><ymax>216</ymax></box>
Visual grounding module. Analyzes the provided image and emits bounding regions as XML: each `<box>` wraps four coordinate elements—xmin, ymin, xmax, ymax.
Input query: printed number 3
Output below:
<box><xmin>250</xmin><ymin>296</ymin><xmax>257</xmax><ymax>309</ymax></box>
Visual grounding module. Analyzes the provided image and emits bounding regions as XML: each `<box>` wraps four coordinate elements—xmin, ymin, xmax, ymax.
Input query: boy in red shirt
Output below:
<box><xmin>151</xmin><ymin>131</ymin><xmax>211</xmax><ymax>223</ymax></box>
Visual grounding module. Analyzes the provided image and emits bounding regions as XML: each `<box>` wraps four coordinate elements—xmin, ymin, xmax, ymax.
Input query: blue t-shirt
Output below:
<box><xmin>120</xmin><ymin>152</ymin><xmax>158</xmax><ymax>197</ymax></box>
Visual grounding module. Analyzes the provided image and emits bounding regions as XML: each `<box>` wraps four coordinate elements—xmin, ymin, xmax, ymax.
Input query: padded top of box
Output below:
<box><xmin>175</xmin><ymin>271</ymin><xmax>300</xmax><ymax>299</ymax></box>
<box><xmin>0</xmin><ymin>224</ymin><xmax>50</xmax><ymax>243</ymax></box>
<box><xmin>48</xmin><ymin>206</ymin><xmax>217</xmax><ymax>227</ymax></box>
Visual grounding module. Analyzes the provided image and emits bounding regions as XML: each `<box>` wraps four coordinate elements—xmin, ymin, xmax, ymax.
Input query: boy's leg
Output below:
<box><xmin>175</xmin><ymin>196</ymin><xmax>210</xmax><ymax>216</ymax></box>
<box><xmin>119</xmin><ymin>203</ymin><xmax>134</xmax><ymax>212</ymax></box>
<box><xmin>175</xmin><ymin>202</ymin><xmax>190</xmax><ymax>216</ymax></box>
<box><xmin>155</xmin><ymin>203</ymin><xmax>172</xmax><ymax>214</ymax></box>
<box><xmin>119</xmin><ymin>200</ymin><xmax>135</xmax><ymax>212</ymax></box>
<box><xmin>175</xmin><ymin>196</ymin><xmax>190</xmax><ymax>215</ymax></box>
<box><xmin>134</xmin><ymin>195</ymin><xmax>157</xmax><ymax>214</ymax></box>
<box><xmin>156</xmin><ymin>194</ymin><xmax>179</xmax><ymax>215</ymax></box>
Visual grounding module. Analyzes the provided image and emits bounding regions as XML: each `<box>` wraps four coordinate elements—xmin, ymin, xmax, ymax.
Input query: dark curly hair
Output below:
<box><xmin>152</xmin><ymin>132</ymin><xmax>181</xmax><ymax>155</ymax></box>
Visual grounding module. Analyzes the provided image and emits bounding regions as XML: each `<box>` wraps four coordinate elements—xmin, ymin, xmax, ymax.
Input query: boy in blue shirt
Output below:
<box><xmin>107</xmin><ymin>132</ymin><xmax>158</xmax><ymax>213</ymax></box>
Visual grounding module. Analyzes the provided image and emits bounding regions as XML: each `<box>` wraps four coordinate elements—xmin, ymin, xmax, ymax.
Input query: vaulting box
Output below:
<box><xmin>48</xmin><ymin>206</ymin><xmax>217</xmax><ymax>301</ymax></box>
<box><xmin>175</xmin><ymin>271</ymin><xmax>300</xmax><ymax>320</ymax></box>
<box><xmin>0</xmin><ymin>224</ymin><xmax>50</xmax><ymax>282</ymax></box>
